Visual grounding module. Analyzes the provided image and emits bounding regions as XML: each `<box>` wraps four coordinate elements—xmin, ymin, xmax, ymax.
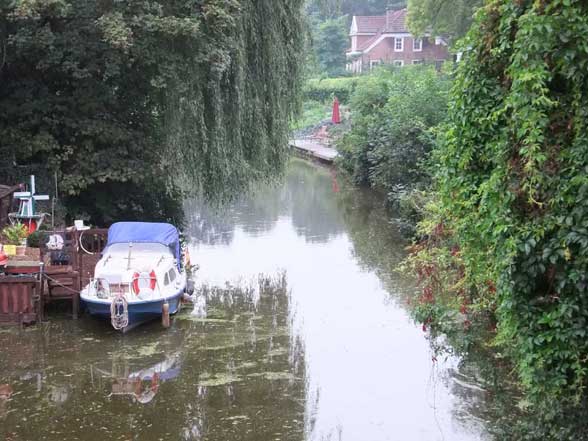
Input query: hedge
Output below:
<box><xmin>303</xmin><ymin>77</ymin><xmax>360</xmax><ymax>103</ymax></box>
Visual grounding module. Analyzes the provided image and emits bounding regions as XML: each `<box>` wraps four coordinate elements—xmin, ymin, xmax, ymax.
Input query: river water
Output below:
<box><xmin>0</xmin><ymin>159</ymin><xmax>492</xmax><ymax>440</ymax></box>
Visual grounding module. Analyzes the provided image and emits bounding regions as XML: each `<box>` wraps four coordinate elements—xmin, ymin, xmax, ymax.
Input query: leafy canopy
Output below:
<box><xmin>337</xmin><ymin>66</ymin><xmax>450</xmax><ymax>202</ymax></box>
<box><xmin>406</xmin><ymin>0</ymin><xmax>482</xmax><ymax>39</ymax></box>
<box><xmin>0</xmin><ymin>0</ymin><xmax>305</xmax><ymax>222</ymax></box>
<box><xmin>314</xmin><ymin>15</ymin><xmax>349</xmax><ymax>76</ymax></box>
<box><xmin>308</xmin><ymin>0</ymin><xmax>406</xmax><ymax>19</ymax></box>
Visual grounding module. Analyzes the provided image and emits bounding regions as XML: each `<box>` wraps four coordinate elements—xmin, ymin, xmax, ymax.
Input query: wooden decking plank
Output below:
<box><xmin>290</xmin><ymin>139</ymin><xmax>339</xmax><ymax>163</ymax></box>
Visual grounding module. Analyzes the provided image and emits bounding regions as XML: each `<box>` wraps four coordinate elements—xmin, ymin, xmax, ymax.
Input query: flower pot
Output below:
<box><xmin>3</xmin><ymin>245</ymin><xmax>16</xmax><ymax>256</ymax></box>
<box><xmin>16</xmin><ymin>245</ymin><xmax>26</xmax><ymax>257</ymax></box>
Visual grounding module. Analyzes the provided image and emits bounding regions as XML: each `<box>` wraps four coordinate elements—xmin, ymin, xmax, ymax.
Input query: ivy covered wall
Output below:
<box><xmin>409</xmin><ymin>0</ymin><xmax>588</xmax><ymax>436</ymax></box>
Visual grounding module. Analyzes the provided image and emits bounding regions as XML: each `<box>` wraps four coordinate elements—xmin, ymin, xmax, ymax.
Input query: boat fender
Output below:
<box><xmin>162</xmin><ymin>302</ymin><xmax>170</xmax><ymax>328</ymax></box>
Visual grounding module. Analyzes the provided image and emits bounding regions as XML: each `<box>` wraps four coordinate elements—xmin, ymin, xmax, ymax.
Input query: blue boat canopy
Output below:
<box><xmin>106</xmin><ymin>222</ymin><xmax>181</xmax><ymax>265</ymax></box>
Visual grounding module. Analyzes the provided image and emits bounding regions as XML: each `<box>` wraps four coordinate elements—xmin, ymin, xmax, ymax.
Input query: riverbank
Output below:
<box><xmin>1</xmin><ymin>159</ymin><xmax>499</xmax><ymax>440</ymax></box>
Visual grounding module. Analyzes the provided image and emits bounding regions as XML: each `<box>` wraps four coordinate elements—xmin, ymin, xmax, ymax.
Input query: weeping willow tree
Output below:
<box><xmin>0</xmin><ymin>0</ymin><xmax>305</xmax><ymax>222</ymax></box>
<box><xmin>163</xmin><ymin>0</ymin><xmax>305</xmax><ymax>201</ymax></box>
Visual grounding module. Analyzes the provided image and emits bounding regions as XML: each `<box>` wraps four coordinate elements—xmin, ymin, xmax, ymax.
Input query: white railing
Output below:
<box><xmin>88</xmin><ymin>276</ymin><xmax>183</xmax><ymax>302</ymax></box>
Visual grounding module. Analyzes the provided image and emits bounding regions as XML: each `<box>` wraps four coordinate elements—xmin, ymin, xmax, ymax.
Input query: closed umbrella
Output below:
<box><xmin>332</xmin><ymin>96</ymin><xmax>341</xmax><ymax>124</ymax></box>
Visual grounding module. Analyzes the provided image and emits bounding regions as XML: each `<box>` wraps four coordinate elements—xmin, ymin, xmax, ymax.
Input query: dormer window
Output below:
<box><xmin>394</xmin><ymin>37</ymin><xmax>403</xmax><ymax>52</ymax></box>
<box><xmin>413</xmin><ymin>38</ymin><xmax>422</xmax><ymax>51</ymax></box>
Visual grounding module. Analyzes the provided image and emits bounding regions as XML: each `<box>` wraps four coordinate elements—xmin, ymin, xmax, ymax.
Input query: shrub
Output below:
<box><xmin>303</xmin><ymin>77</ymin><xmax>360</xmax><ymax>103</ymax></box>
<box><xmin>336</xmin><ymin>66</ymin><xmax>451</xmax><ymax>204</ymax></box>
<box><xmin>27</xmin><ymin>230</ymin><xmax>47</xmax><ymax>248</ymax></box>
<box><xmin>2</xmin><ymin>223</ymin><xmax>28</xmax><ymax>245</ymax></box>
<box><xmin>290</xmin><ymin>100</ymin><xmax>332</xmax><ymax>132</ymax></box>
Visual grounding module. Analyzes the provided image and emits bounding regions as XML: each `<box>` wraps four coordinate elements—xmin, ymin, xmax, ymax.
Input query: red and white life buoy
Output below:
<box><xmin>131</xmin><ymin>270</ymin><xmax>157</xmax><ymax>295</ymax></box>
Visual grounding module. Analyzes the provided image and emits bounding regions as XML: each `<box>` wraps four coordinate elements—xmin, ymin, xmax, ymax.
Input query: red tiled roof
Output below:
<box><xmin>355</xmin><ymin>16</ymin><xmax>386</xmax><ymax>34</ymax></box>
<box><xmin>358</xmin><ymin>32</ymin><xmax>382</xmax><ymax>51</ymax></box>
<box><xmin>354</xmin><ymin>9</ymin><xmax>408</xmax><ymax>35</ymax></box>
<box><xmin>384</xmin><ymin>9</ymin><xmax>408</xmax><ymax>33</ymax></box>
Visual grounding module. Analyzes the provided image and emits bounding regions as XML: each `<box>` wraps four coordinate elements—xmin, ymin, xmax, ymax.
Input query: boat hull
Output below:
<box><xmin>82</xmin><ymin>291</ymin><xmax>184</xmax><ymax>332</ymax></box>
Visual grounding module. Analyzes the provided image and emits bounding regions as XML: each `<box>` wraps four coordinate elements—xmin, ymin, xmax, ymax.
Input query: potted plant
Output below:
<box><xmin>2</xmin><ymin>223</ymin><xmax>29</xmax><ymax>256</ymax></box>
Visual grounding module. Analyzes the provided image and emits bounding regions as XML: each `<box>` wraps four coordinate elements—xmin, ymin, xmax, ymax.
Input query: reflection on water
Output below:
<box><xmin>0</xmin><ymin>276</ymin><xmax>303</xmax><ymax>440</ymax></box>
<box><xmin>185</xmin><ymin>160</ymin><xmax>345</xmax><ymax>245</ymax></box>
<box><xmin>1</xmin><ymin>158</ymin><xmax>494</xmax><ymax>440</ymax></box>
<box><xmin>188</xmin><ymin>159</ymin><xmax>492</xmax><ymax>440</ymax></box>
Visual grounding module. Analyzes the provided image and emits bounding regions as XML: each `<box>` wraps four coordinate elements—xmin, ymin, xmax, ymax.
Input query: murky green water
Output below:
<box><xmin>1</xmin><ymin>159</ymin><xmax>493</xmax><ymax>440</ymax></box>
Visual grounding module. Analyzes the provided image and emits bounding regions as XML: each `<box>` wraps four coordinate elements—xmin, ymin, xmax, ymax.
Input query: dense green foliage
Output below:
<box><xmin>337</xmin><ymin>66</ymin><xmax>450</xmax><ymax>206</ymax></box>
<box><xmin>407</xmin><ymin>0</ymin><xmax>588</xmax><ymax>436</ymax></box>
<box><xmin>0</xmin><ymin>0</ymin><xmax>304</xmax><ymax>223</ymax></box>
<box><xmin>407</xmin><ymin>0</ymin><xmax>482</xmax><ymax>39</ymax></box>
<box><xmin>303</xmin><ymin>77</ymin><xmax>358</xmax><ymax>103</ymax></box>
<box><xmin>308</xmin><ymin>0</ymin><xmax>406</xmax><ymax>19</ymax></box>
<box><xmin>313</xmin><ymin>15</ymin><xmax>348</xmax><ymax>76</ymax></box>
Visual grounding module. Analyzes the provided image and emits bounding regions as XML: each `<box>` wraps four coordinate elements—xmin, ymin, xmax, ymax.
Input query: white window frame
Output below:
<box><xmin>369</xmin><ymin>59</ymin><xmax>382</xmax><ymax>70</ymax></box>
<box><xmin>394</xmin><ymin>37</ymin><xmax>404</xmax><ymax>52</ymax></box>
<box><xmin>413</xmin><ymin>38</ymin><xmax>423</xmax><ymax>52</ymax></box>
<box><xmin>412</xmin><ymin>59</ymin><xmax>424</xmax><ymax>65</ymax></box>
<box><xmin>393</xmin><ymin>60</ymin><xmax>404</xmax><ymax>67</ymax></box>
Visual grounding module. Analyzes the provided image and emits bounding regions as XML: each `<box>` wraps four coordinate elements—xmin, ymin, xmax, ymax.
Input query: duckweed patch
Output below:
<box><xmin>247</xmin><ymin>372</ymin><xmax>299</xmax><ymax>381</ymax></box>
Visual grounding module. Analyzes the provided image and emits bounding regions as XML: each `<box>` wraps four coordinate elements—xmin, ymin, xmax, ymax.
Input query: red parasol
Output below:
<box><xmin>332</xmin><ymin>96</ymin><xmax>341</xmax><ymax>124</ymax></box>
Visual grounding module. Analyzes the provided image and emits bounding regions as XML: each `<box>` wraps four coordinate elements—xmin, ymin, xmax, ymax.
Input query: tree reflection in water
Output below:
<box><xmin>184</xmin><ymin>158</ymin><xmax>345</xmax><ymax>245</ymax></box>
<box><xmin>0</xmin><ymin>159</ymin><xmax>521</xmax><ymax>441</ymax></box>
<box><xmin>0</xmin><ymin>275</ymin><xmax>306</xmax><ymax>441</ymax></box>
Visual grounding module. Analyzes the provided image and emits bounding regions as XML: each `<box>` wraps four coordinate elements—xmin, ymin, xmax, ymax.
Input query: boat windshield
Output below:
<box><xmin>103</xmin><ymin>243</ymin><xmax>173</xmax><ymax>256</ymax></box>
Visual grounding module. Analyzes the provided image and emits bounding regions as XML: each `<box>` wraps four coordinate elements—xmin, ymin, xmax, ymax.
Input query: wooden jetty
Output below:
<box><xmin>290</xmin><ymin>139</ymin><xmax>339</xmax><ymax>164</ymax></box>
<box><xmin>0</xmin><ymin>228</ymin><xmax>108</xmax><ymax>326</ymax></box>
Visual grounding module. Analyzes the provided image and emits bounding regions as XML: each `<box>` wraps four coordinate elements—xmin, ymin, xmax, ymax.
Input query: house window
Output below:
<box><xmin>393</xmin><ymin>60</ymin><xmax>404</xmax><ymax>67</ymax></box>
<box><xmin>370</xmin><ymin>60</ymin><xmax>381</xmax><ymax>70</ymax></box>
<box><xmin>394</xmin><ymin>37</ymin><xmax>403</xmax><ymax>52</ymax></box>
<box><xmin>412</xmin><ymin>59</ymin><xmax>424</xmax><ymax>65</ymax></box>
<box><xmin>413</xmin><ymin>38</ymin><xmax>423</xmax><ymax>52</ymax></box>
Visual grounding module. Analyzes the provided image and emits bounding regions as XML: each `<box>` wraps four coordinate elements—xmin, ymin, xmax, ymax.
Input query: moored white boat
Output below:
<box><xmin>81</xmin><ymin>222</ymin><xmax>187</xmax><ymax>332</ymax></box>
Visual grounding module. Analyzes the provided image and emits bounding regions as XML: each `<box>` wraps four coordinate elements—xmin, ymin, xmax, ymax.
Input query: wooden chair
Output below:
<box><xmin>36</xmin><ymin>228</ymin><xmax>107</xmax><ymax>320</ymax></box>
<box><xmin>41</xmin><ymin>265</ymin><xmax>80</xmax><ymax>319</ymax></box>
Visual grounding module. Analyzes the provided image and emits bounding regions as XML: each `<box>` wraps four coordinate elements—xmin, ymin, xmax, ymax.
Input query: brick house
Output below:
<box><xmin>346</xmin><ymin>9</ymin><xmax>451</xmax><ymax>73</ymax></box>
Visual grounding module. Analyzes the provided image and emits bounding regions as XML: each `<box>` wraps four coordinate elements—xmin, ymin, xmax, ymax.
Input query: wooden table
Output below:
<box><xmin>4</xmin><ymin>260</ymin><xmax>42</xmax><ymax>275</ymax></box>
<box><xmin>42</xmin><ymin>265</ymin><xmax>81</xmax><ymax>319</ymax></box>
